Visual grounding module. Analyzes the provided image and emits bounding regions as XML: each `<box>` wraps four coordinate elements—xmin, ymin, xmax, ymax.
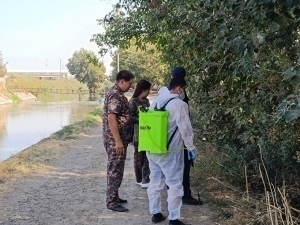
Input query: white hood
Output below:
<box><xmin>150</xmin><ymin>86</ymin><xmax>179</xmax><ymax>109</ymax></box>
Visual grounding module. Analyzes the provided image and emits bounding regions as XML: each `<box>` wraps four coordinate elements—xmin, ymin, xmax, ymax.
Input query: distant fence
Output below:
<box><xmin>7</xmin><ymin>88</ymin><xmax>91</xmax><ymax>95</ymax></box>
<box><xmin>0</xmin><ymin>77</ymin><xmax>6</xmax><ymax>90</ymax></box>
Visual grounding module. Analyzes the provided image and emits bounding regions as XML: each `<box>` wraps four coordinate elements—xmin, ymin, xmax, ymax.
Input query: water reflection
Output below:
<box><xmin>0</xmin><ymin>100</ymin><xmax>99</xmax><ymax>161</ymax></box>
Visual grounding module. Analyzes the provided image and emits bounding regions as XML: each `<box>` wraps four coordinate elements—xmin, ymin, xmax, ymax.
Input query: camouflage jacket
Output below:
<box><xmin>102</xmin><ymin>84</ymin><xmax>133</xmax><ymax>144</ymax></box>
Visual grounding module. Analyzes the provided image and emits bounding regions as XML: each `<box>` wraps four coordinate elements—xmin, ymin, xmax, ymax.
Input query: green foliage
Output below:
<box><xmin>89</xmin><ymin>106</ymin><xmax>103</xmax><ymax>116</ymax></box>
<box><xmin>109</xmin><ymin>41</ymin><xmax>168</xmax><ymax>86</ymax></box>
<box><xmin>98</xmin><ymin>79</ymin><xmax>113</xmax><ymax>96</ymax></box>
<box><xmin>92</xmin><ymin>5</ymin><xmax>168</xmax><ymax>86</ymax></box>
<box><xmin>54</xmin><ymin>107</ymin><xmax>101</xmax><ymax>140</ymax></box>
<box><xmin>66</xmin><ymin>48</ymin><xmax>106</xmax><ymax>93</ymax></box>
<box><xmin>54</xmin><ymin>125</ymin><xmax>75</xmax><ymax>140</ymax></box>
<box><xmin>10</xmin><ymin>94</ymin><xmax>21</xmax><ymax>103</ymax></box>
<box><xmin>93</xmin><ymin>0</ymin><xmax>300</xmax><ymax>217</ymax></box>
<box><xmin>0</xmin><ymin>51</ymin><xmax>7</xmax><ymax>78</ymax></box>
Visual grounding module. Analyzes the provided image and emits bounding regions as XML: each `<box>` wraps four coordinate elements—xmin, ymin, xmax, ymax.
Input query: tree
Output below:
<box><xmin>98</xmin><ymin>79</ymin><xmax>113</xmax><ymax>96</ymax></box>
<box><xmin>109</xmin><ymin>41</ymin><xmax>167</xmax><ymax>86</ymax></box>
<box><xmin>0</xmin><ymin>51</ymin><xmax>7</xmax><ymax>78</ymax></box>
<box><xmin>92</xmin><ymin>0</ymin><xmax>300</xmax><ymax>215</ymax></box>
<box><xmin>66</xmin><ymin>48</ymin><xmax>106</xmax><ymax>94</ymax></box>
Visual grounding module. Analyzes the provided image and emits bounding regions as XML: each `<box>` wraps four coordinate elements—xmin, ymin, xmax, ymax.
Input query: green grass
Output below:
<box><xmin>89</xmin><ymin>106</ymin><xmax>103</xmax><ymax>116</ymax></box>
<box><xmin>53</xmin><ymin>106</ymin><xmax>102</xmax><ymax>140</ymax></box>
<box><xmin>190</xmin><ymin>135</ymin><xmax>291</xmax><ymax>225</ymax></box>
<box><xmin>10</xmin><ymin>94</ymin><xmax>21</xmax><ymax>102</ymax></box>
<box><xmin>0</xmin><ymin>147</ymin><xmax>54</xmax><ymax>183</ymax></box>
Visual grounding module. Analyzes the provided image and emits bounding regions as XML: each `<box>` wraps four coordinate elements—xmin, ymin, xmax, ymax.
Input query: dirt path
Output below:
<box><xmin>0</xmin><ymin>125</ymin><xmax>214</xmax><ymax>225</ymax></box>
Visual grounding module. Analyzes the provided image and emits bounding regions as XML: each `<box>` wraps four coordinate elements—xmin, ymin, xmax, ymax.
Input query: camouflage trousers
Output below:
<box><xmin>134</xmin><ymin>146</ymin><xmax>150</xmax><ymax>184</ymax></box>
<box><xmin>104</xmin><ymin>141</ymin><xmax>128</xmax><ymax>209</ymax></box>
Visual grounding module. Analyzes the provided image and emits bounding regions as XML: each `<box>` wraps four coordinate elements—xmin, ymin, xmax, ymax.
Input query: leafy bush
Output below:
<box><xmin>94</xmin><ymin>0</ymin><xmax>300</xmax><ymax>220</ymax></box>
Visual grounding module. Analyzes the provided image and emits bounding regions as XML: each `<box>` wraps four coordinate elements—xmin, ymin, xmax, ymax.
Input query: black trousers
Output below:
<box><xmin>183</xmin><ymin>149</ymin><xmax>192</xmax><ymax>198</ymax></box>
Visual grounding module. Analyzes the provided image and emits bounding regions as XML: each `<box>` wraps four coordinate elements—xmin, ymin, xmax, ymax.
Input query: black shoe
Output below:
<box><xmin>151</xmin><ymin>213</ymin><xmax>166</xmax><ymax>223</ymax></box>
<box><xmin>169</xmin><ymin>219</ymin><xmax>190</xmax><ymax>225</ymax></box>
<box><xmin>118</xmin><ymin>198</ymin><xmax>128</xmax><ymax>203</ymax></box>
<box><xmin>107</xmin><ymin>204</ymin><xmax>129</xmax><ymax>212</ymax></box>
<box><xmin>182</xmin><ymin>196</ymin><xmax>203</xmax><ymax>205</ymax></box>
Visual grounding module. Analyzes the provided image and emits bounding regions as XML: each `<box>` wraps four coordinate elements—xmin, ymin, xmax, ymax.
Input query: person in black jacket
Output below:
<box><xmin>170</xmin><ymin>67</ymin><xmax>202</xmax><ymax>205</ymax></box>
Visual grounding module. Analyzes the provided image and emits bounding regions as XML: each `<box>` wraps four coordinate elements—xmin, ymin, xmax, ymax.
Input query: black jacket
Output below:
<box><xmin>183</xmin><ymin>89</ymin><xmax>189</xmax><ymax>105</ymax></box>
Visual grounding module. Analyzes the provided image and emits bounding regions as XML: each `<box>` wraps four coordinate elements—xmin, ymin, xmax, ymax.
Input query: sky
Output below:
<box><xmin>0</xmin><ymin>0</ymin><xmax>117</xmax><ymax>74</ymax></box>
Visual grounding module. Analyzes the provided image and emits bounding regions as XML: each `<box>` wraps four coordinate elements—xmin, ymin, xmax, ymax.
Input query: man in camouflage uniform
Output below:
<box><xmin>102</xmin><ymin>70</ymin><xmax>134</xmax><ymax>212</ymax></box>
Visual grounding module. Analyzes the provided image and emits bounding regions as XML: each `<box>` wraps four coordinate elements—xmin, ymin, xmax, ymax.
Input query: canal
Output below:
<box><xmin>0</xmin><ymin>91</ymin><xmax>158</xmax><ymax>162</ymax></box>
<box><xmin>0</xmin><ymin>99</ymin><xmax>100</xmax><ymax>161</ymax></box>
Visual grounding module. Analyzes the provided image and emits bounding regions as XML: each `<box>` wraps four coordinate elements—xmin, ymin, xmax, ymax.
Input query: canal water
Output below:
<box><xmin>0</xmin><ymin>99</ymin><xmax>100</xmax><ymax>161</ymax></box>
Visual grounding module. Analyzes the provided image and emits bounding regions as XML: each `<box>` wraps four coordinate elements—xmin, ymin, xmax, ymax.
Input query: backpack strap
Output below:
<box><xmin>154</xmin><ymin>97</ymin><xmax>179</xmax><ymax>150</ymax></box>
<box><xmin>154</xmin><ymin>97</ymin><xmax>176</xmax><ymax>111</ymax></box>
<box><xmin>167</xmin><ymin>126</ymin><xmax>178</xmax><ymax>150</ymax></box>
<box><xmin>162</xmin><ymin>97</ymin><xmax>176</xmax><ymax>109</ymax></box>
<box><xmin>164</xmin><ymin>98</ymin><xmax>179</xmax><ymax>150</ymax></box>
<box><xmin>161</xmin><ymin>97</ymin><xmax>176</xmax><ymax>110</ymax></box>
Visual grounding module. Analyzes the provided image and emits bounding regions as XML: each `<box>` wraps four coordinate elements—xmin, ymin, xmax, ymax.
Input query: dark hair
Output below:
<box><xmin>116</xmin><ymin>70</ymin><xmax>134</xmax><ymax>82</ymax></box>
<box><xmin>169</xmin><ymin>77</ymin><xmax>187</xmax><ymax>90</ymax></box>
<box><xmin>132</xmin><ymin>79</ymin><xmax>151</xmax><ymax>98</ymax></box>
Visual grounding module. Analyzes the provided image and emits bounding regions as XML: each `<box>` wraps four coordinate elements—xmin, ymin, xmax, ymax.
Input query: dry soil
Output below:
<box><xmin>0</xmin><ymin>125</ymin><xmax>214</xmax><ymax>225</ymax></box>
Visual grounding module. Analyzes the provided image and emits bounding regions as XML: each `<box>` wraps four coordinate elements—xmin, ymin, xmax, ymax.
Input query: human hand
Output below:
<box><xmin>188</xmin><ymin>149</ymin><xmax>197</xmax><ymax>161</ymax></box>
<box><xmin>116</xmin><ymin>140</ymin><xmax>125</xmax><ymax>155</ymax></box>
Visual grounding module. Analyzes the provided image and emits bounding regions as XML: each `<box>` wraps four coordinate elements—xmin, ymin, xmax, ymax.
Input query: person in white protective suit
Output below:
<box><xmin>147</xmin><ymin>77</ymin><xmax>197</xmax><ymax>225</ymax></box>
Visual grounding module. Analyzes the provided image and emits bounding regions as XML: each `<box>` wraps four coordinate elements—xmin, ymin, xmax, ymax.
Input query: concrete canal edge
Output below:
<box><xmin>0</xmin><ymin>89</ymin><xmax>37</xmax><ymax>105</ymax></box>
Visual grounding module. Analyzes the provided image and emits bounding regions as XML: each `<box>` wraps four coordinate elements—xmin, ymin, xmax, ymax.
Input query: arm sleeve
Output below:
<box><xmin>107</xmin><ymin>93</ymin><xmax>122</xmax><ymax>115</ymax></box>
<box><xmin>129</xmin><ymin>99</ymin><xmax>139</xmax><ymax>123</ymax></box>
<box><xmin>175</xmin><ymin>103</ymin><xmax>195</xmax><ymax>150</ymax></box>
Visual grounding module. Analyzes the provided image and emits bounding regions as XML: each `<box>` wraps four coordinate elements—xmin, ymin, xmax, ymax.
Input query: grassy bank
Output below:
<box><xmin>53</xmin><ymin>106</ymin><xmax>102</xmax><ymax>140</ymax></box>
<box><xmin>6</xmin><ymin>75</ymin><xmax>91</xmax><ymax>101</ymax></box>
<box><xmin>0</xmin><ymin>106</ymin><xmax>102</xmax><ymax>183</ymax></box>
<box><xmin>192</xmin><ymin>131</ymin><xmax>299</xmax><ymax>224</ymax></box>
<box><xmin>6</xmin><ymin>76</ymin><xmax>88</xmax><ymax>91</ymax></box>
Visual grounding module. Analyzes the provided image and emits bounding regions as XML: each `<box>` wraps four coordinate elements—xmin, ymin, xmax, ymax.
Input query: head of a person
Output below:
<box><xmin>116</xmin><ymin>70</ymin><xmax>134</xmax><ymax>92</ymax></box>
<box><xmin>169</xmin><ymin>77</ymin><xmax>187</xmax><ymax>96</ymax></box>
<box><xmin>132</xmin><ymin>79</ymin><xmax>151</xmax><ymax>99</ymax></box>
<box><xmin>171</xmin><ymin>66</ymin><xmax>186</xmax><ymax>79</ymax></box>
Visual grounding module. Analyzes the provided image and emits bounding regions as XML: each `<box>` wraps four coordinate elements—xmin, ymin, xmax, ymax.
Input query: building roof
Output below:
<box><xmin>7</xmin><ymin>69</ymin><xmax>69</xmax><ymax>73</ymax></box>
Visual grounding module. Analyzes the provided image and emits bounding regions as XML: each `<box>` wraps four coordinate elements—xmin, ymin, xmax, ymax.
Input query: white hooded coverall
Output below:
<box><xmin>146</xmin><ymin>87</ymin><xmax>195</xmax><ymax>220</ymax></box>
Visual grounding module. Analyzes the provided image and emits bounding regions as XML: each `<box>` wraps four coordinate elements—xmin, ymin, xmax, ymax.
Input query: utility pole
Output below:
<box><xmin>117</xmin><ymin>50</ymin><xmax>119</xmax><ymax>72</ymax></box>
<box><xmin>59</xmin><ymin>57</ymin><xmax>61</xmax><ymax>77</ymax></box>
